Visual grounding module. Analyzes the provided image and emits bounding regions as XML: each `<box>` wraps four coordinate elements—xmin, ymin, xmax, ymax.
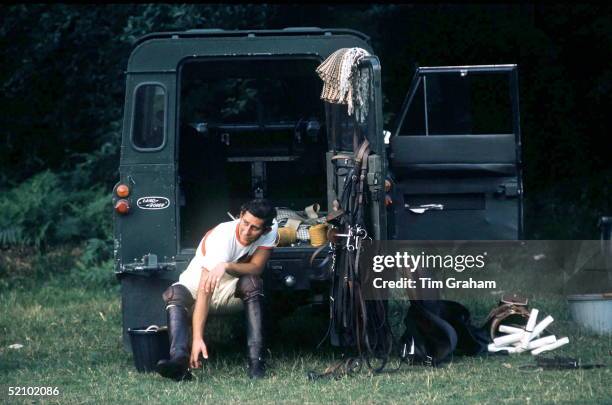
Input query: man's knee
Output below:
<box><xmin>235</xmin><ymin>275</ymin><xmax>263</xmax><ymax>301</ymax></box>
<box><xmin>162</xmin><ymin>284</ymin><xmax>195</xmax><ymax>309</ymax></box>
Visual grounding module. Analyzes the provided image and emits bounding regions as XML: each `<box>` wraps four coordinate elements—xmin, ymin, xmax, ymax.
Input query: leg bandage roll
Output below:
<box><xmin>531</xmin><ymin>337</ymin><xmax>569</xmax><ymax>355</ymax></box>
<box><xmin>308</xmin><ymin>224</ymin><xmax>328</xmax><ymax>247</ymax></box>
<box><xmin>493</xmin><ymin>331</ymin><xmax>525</xmax><ymax>346</ymax></box>
<box><xmin>527</xmin><ymin>315</ymin><xmax>554</xmax><ymax>342</ymax></box>
<box><xmin>518</xmin><ymin>334</ymin><xmax>556</xmax><ymax>350</ymax></box>
<box><xmin>520</xmin><ymin>309</ymin><xmax>540</xmax><ymax>348</ymax></box>
<box><xmin>499</xmin><ymin>325</ymin><xmax>525</xmax><ymax>334</ymax></box>
<box><xmin>278</xmin><ymin>227</ymin><xmax>297</xmax><ymax>246</ymax></box>
<box><xmin>488</xmin><ymin>344</ymin><xmax>525</xmax><ymax>354</ymax></box>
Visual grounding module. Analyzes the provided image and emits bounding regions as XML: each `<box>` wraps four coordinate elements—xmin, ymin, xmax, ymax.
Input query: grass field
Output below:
<box><xmin>0</xmin><ymin>274</ymin><xmax>610</xmax><ymax>404</ymax></box>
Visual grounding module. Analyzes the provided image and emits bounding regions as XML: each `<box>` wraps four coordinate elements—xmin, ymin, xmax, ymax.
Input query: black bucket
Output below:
<box><xmin>128</xmin><ymin>325</ymin><xmax>170</xmax><ymax>372</ymax></box>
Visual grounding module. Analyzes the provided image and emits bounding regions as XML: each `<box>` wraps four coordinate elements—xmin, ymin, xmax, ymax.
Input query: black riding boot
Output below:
<box><xmin>245</xmin><ymin>295</ymin><xmax>266</xmax><ymax>379</ymax></box>
<box><xmin>157</xmin><ymin>285</ymin><xmax>193</xmax><ymax>381</ymax></box>
<box><xmin>237</xmin><ymin>275</ymin><xmax>266</xmax><ymax>379</ymax></box>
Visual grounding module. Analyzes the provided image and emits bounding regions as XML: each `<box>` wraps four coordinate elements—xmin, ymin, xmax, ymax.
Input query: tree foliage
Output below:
<box><xmin>0</xmin><ymin>170</ymin><xmax>110</xmax><ymax>248</ymax></box>
<box><xmin>0</xmin><ymin>4</ymin><xmax>610</xmax><ymax>241</ymax></box>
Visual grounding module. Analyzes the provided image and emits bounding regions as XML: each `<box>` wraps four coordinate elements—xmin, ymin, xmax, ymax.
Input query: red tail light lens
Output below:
<box><xmin>116</xmin><ymin>184</ymin><xmax>129</xmax><ymax>198</ymax></box>
<box><xmin>115</xmin><ymin>199</ymin><xmax>130</xmax><ymax>215</ymax></box>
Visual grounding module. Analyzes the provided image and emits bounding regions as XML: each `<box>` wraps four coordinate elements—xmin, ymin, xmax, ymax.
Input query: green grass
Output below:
<box><xmin>0</xmin><ymin>275</ymin><xmax>610</xmax><ymax>404</ymax></box>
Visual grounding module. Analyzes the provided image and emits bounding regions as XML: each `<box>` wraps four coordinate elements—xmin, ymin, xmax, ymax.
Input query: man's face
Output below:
<box><xmin>238</xmin><ymin>211</ymin><xmax>267</xmax><ymax>245</ymax></box>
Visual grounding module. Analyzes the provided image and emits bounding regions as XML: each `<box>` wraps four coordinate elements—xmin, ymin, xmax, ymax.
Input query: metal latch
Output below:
<box><xmin>497</xmin><ymin>181</ymin><xmax>519</xmax><ymax>197</ymax></box>
<box><xmin>366</xmin><ymin>172</ymin><xmax>381</xmax><ymax>186</ymax></box>
<box><xmin>119</xmin><ymin>253</ymin><xmax>176</xmax><ymax>274</ymax></box>
<box><xmin>405</xmin><ymin>204</ymin><xmax>444</xmax><ymax>214</ymax></box>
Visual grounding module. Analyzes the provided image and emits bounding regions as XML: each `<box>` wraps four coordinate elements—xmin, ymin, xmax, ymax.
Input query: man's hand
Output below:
<box><xmin>385</xmin><ymin>179</ymin><xmax>392</xmax><ymax>193</ymax></box>
<box><xmin>190</xmin><ymin>338</ymin><xmax>208</xmax><ymax>369</ymax></box>
<box><xmin>203</xmin><ymin>262</ymin><xmax>227</xmax><ymax>294</ymax></box>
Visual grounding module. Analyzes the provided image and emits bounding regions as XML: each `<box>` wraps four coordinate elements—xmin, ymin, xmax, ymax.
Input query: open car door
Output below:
<box><xmin>388</xmin><ymin>65</ymin><xmax>523</xmax><ymax>240</ymax></box>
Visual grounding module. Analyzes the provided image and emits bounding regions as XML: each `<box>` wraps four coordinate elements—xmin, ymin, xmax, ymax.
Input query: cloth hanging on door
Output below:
<box><xmin>316</xmin><ymin>47</ymin><xmax>372</xmax><ymax>123</ymax></box>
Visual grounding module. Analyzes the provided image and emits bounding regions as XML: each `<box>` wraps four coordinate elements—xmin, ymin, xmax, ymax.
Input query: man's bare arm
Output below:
<box><xmin>225</xmin><ymin>248</ymin><xmax>272</xmax><ymax>276</ymax></box>
<box><xmin>190</xmin><ymin>269</ymin><xmax>212</xmax><ymax>368</ymax></box>
<box><xmin>202</xmin><ymin>248</ymin><xmax>273</xmax><ymax>297</ymax></box>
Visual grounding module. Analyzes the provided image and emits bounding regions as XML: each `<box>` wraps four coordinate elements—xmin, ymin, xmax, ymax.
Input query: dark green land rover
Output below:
<box><xmin>112</xmin><ymin>28</ymin><xmax>523</xmax><ymax>349</ymax></box>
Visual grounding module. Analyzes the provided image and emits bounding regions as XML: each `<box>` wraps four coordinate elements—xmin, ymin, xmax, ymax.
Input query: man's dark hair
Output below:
<box><xmin>240</xmin><ymin>199</ymin><xmax>277</xmax><ymax>228</ymax></box>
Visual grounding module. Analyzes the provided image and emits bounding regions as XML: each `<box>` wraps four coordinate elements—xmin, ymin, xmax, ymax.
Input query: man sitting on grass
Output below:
<box><xmin>156</xmin><ymin>199</ymin><xmax>278</xmax><ymax>380</ymax></box>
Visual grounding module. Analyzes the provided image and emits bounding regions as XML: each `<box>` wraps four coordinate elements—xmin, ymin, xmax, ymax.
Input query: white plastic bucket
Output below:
<box><xmin>567</xmin><ymin>293</ymin><xmax>612</xmax><ymax>334</ymax></box>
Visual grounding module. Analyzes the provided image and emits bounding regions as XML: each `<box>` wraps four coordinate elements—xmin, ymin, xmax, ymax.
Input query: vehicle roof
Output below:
<box><xmin>132</xmin><ymin>27</ymin><xmax>370</xmax><ymax>48</ymax></box>
<box><xmin>127</xmin><ymin>27</ymin><xmax>373</xmax><ymax>73</ymax></box>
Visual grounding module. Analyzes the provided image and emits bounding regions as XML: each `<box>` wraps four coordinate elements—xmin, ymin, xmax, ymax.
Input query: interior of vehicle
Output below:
<box><xmin>178</xmin><ymin>57</ymin><xmax>331</xmax><ymax>248</ymax></box>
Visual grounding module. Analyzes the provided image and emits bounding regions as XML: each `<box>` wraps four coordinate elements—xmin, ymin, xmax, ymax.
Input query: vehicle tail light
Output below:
<box><xmin>115</xmin><ymin>199</ymin><xmax>130</xmax><ymax>215</ymax></box>
<box><xmin>116</xmin><ymin>184</ymin><xmax>129</xmax><ymax>198</ymax></box>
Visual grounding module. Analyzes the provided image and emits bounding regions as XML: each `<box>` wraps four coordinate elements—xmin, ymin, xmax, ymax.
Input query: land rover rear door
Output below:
<box><xmin>115</xmin><ymin>74</ymin><xmax>178</xmax><ymax>269</ymax></box>
<box><xmin>388</xmin><ymin>65</ymin><xmax>523</xmax><ymax>240</ymax></box>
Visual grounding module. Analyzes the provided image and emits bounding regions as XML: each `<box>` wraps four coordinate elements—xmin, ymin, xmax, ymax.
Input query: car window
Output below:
<box><xmin>133</xmin><ymin>84</ymin><xmax>166</xmax><ymax>149</ymax></box>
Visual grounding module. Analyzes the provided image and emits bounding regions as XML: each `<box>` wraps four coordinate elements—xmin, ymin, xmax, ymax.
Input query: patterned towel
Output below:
<box><xmin>276</xmin><ymin>206</ymin><xmax>327</xmax><ymax>243</ymax></box>
<box><xmin>316</xmin><ymin>47</ymin><xmax>372</xmax><ymax>123</ymax></box>
<box><xmin>297</xmin><ymin>224</ymin><xmax>311</xmax><ymax>242</ymax></box>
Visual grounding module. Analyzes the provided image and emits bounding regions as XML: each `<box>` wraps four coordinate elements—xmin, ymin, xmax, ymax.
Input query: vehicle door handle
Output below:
<box><xmin>405</xmin><ymin>203</ymin><xmax>444</xmax><ymax>214</ymax></box>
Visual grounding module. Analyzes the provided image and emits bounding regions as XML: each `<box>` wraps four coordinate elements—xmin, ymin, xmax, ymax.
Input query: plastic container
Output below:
<box><xmin>128</xmin><ymin>325</ymin><xmax>170</xmax><ymax>372</ymax></box>
<box><xmin>567</xmin><ymin>293</ymin><xmax>612</xmax><ymax>334</ymax></box>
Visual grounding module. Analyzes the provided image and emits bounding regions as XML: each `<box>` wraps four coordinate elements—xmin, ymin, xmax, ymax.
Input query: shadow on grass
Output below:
<box><xmin>203</xmin><ymin>303</ymin><xmax>335</xmax><ymax>362</ymax></box>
